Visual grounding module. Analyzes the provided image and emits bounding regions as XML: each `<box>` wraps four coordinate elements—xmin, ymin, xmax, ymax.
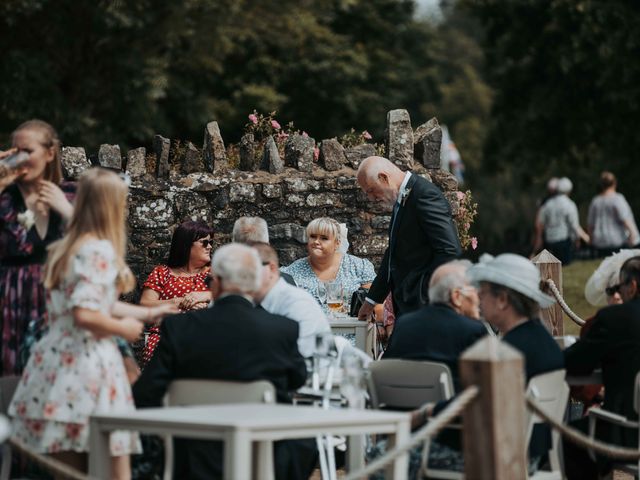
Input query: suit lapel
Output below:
<box><xmin>387</xmin><ymin>174</ymin><xmax>416</xmax><ymax>281</ymax></box>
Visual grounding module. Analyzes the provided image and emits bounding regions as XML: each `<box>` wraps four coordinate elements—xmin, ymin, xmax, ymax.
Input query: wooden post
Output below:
<box><xmin>532</xmin><ymin>249</ymin><xmax>564</xmax><ymax>336</ymax></box>
<box><xmin>461</xmin><ymin>337</ymin><xmax>527</xmax><ymax>480</ymax></box>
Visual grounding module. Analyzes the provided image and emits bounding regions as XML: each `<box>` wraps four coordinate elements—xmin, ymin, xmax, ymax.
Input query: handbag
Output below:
<box><xmin>349</xmin><ymin>287</ymin><xmax>369</xmax><ymax>317</ymax></box>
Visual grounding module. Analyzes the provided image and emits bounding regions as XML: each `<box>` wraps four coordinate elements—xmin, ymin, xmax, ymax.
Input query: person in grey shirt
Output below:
<box><xmin>588</xmin><ymin>171</ymin><xmax>640</xmax><ymax>257</ymax></box>
<box><xmin>537</xmin><ymin>177</ymin><xmax>590</xmax><ymax>264</ymax></box>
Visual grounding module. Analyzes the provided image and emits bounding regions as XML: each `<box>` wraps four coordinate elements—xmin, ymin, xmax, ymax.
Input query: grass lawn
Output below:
<box><xmin>559</xmin><ymin>258</ymin><xmax>603</xmax><ymax>336</ymax></box>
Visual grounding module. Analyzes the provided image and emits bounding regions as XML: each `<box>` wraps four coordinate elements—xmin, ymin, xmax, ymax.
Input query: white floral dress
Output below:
<box><xmin>9</xmin><ymin>239</ymin><xmax>141</xmax><ymax>456</ymax></box>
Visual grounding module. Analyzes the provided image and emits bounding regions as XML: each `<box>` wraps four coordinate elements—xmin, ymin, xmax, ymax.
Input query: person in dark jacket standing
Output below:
<box><xmin>356</xmin><ymin>156</ymin><xmax>461</xmax><ymax>318</ymax></box>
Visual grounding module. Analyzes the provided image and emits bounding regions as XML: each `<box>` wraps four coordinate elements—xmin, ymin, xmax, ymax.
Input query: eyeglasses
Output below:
<box><xmin>197</xmin><ymin>239</ymin><xmax>214</xmax><ymax>248</ymax></box>
<box><xmin>605</xmin><ymin>284</ymin><xmax>621</xmax><ymax>296</ymax></box>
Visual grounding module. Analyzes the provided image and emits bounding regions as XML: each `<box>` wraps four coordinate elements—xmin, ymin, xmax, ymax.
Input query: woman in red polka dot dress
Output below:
<box><xmin>139</xmin><ymin>221</ymin><xmax>213</xmax><ymax>365</ymax></box>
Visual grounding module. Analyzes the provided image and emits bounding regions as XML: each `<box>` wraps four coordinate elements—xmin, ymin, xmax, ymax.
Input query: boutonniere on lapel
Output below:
<box><xmin>400</xmin><ymin>187</ymin><xmax>412</xmax><ymax>207</ymax></box>
<box><xmin>17</xmin><ymin>209</ymin><xmax>36</xmax><ymax>230</ymax></box>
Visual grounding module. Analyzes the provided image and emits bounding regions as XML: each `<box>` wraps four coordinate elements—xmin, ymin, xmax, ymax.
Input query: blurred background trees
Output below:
<box><xmin>1</xmin><ymin>0</ymin><xmax>638</xmax><ymax>254</ymax></box>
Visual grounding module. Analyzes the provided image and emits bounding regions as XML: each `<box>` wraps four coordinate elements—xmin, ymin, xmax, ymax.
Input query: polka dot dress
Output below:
<box><xmin>141</xmin><ymin>265</ymin><xmax>210</xmax><ymax>366</ymax></box>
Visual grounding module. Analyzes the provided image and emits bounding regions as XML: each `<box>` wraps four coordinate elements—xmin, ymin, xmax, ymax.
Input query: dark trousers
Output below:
<box><xmin>544</xmin><ymin>238</ymin><xmax>573</xmax><ymax>265</ymax></box>
<box><xmin>173</xmin><ymin>437</ymin><xmax>318</xmax><ymax>480</ymax></box>
<box><xmin>563</xmin><ymin>417</ymin><xmax>611</xmax><ymax>480</ymax></box>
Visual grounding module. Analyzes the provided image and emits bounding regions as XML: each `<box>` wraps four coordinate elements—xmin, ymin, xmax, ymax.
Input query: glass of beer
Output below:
<box><xmin>326</xmin><ymin>281</ymin><xmax>344</xmax><ymax>318</ymax></box>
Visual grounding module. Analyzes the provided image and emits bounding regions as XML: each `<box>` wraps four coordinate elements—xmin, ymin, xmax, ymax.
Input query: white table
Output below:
<box><xmin>330</xmin><ymin>316</ymin><xmax>376</xmax><ymax>357</ymax></box>
<box><xmin>89</xmin><ymin>403</ymin><xmax>410</xmax><ymax>480</ymax></box>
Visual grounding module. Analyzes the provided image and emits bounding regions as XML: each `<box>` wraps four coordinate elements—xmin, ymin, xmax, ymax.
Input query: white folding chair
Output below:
<box><xmin>162</xmin><ymin>379</ymin><xmax>275</xmax><ymax>480</ymax></box>
<box><xmin>422</xmin><ymin>369</ymin><xmax>569</xmax><ymax>480</ymax></box>
<box><xmin>0</xmin><ymin>376</ymin><xmax>21</xmax><ymax>480</ymax></box>
<box><xmin>587</xmin><ymin>371</ymin><xmax>640</xmax><ymax>479</ymax></box>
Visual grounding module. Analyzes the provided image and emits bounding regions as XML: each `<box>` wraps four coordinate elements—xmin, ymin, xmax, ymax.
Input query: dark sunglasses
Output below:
<box><xmin>197</xmin><ymin>239</ymin><xmax>214</xmax><ymax>248</ymax></box>
<box><xmin>605</xmin><ymin>284</ymin><xmax>621</xmax><ymax>296</ymax></box>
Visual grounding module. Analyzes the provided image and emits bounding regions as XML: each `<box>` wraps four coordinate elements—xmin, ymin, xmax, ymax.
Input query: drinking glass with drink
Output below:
<box><xmin>326</xmin><ymin>281</ymin><xmax>344</xmax><ymax>318</ymax></box>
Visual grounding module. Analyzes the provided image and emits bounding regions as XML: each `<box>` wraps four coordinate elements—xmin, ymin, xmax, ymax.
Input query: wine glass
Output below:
<box><xmin>317</xmin><ymin>281</ymin><xmax>327</xmax><ymax>307</ymax></box>
<box><xmin>340</xmin><ymin>350</ymin><xmax>366</xmax><ymax>409</ymax></box>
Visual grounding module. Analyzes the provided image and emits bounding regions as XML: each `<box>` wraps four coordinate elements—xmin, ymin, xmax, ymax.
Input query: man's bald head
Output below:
<box><xmin>428</xmin><ymin>260</ymin><xmax>480</xmax><ymax>319</ymax></box>
<box><xmin>356</xmin><ymin>156</ymin><xmax>406</xmax><ymax>209</ymax></box>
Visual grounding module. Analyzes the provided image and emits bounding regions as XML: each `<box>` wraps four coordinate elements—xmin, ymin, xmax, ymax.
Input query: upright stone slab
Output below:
<box><xmin>182</xmin><ymin>141</ymin><xmax>203</xmax><ymax>174</ymax></box>
<box><xmin>98</xmin><ymin>144</ymin><xmax>121</xmax><ymax>169</ymax></box>
<box><xmin>461</xmin><ymin>337</ymin><xmax>527</xmax><ymax>480</ymax></box>
<box><xmin>319</xmin><ymin>138</ymin><xmax>347</xmax><ymax>171</ymax></box>
<box><xmin>344</xmin><ymin>143</ymin><xmax>377</xmax><ymax>169</ymax></box>
<box><xmin>239</xmin><ymin>134</ymin><xmax>259</xmax><ymax>171</ymax></box>
<box><xmin>284</xmin><ymin>134</ymin><xmax>315</xmax><ymax>173</ymax></box>
<box><xmin>126</xmin><ymin>147</ymin><xmax>147</xmax><ymax>178</ymax></box>
<box><xmin>263</xmin><ymin>136</ymin><xmax>284</xmax><ymax>174</ymax></box>
<box><xmin>154</xmin><ymin>135</ymin><xmax>170</xmax><ymax>179</ymax></box>
<box><xmin>385</xmin><ymin>109</ymin><xmax>414</xmax><ymax>169</ymax></box>
<box><xmin>414</xmin><ymin>117</ymin><xmax>442</xmax><ymax>168</ymax></box>
<box><xmin>203</xmin><ymin>121</ymin><xmax>227</xmax><ymax>172</ymax></box>
<box><xmin>61</xmin><ymin>147</ymin><xmax>90</xmax><ymax>179</ymax></box>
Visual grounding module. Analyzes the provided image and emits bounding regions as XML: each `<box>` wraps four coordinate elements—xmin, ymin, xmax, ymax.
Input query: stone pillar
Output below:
<box><xmin>319</xmin><ymin>138</ymin><xmax>347</xmax><ymax>171</ymax></box>
<box><xmin>461</xmin><ymin>337</ymin><xmax>527</xmax><ymax>480</ymax></box>
<box><xmin>182</xmin><ymin>141</ymin><xmax>203</xmax><ymax>174</ymax></box>
<box><xmin>203</xmin><ymin>121</ymin><xmax>227</xmax><ymax>172</ymax></box>
<box><xmin>414</xmin><ymin>117</ymin><xmax>442</xmax><ymax>168</ymax></box>
<box><xmin>263</xmin><ymin>136</ymin><xmax>284</xmax><ymax>174</ymax></box>
<box><xmin>98</xmin><ymin>144</ymin><xmax>121</xmax><ymax>169</ymax></box>
<box><xmin>126</xmin><ymin>147</ymin><xmax>147</xmax><ymax>178</ymax></box>
<box><xmin>239</xmin><ymin>134</ymin><xmax>259</xmax><ymax>171</ymax></box>
<box><xmin>385</xmin><ymin>109</ymin><xmax>414</xmax><ymax>169</ymax></box>
<box><xmin>284</xmin><ymin>134</ymin><xmax>315</xmax><ymax>173</ymax></box>
<box><xmin>61</xmin><ymin>147</ymin><xmax>90</xmax><ymax>180</ymax></box>
<box><xmin>154</xmin><ymin>135</ymin><xmax>170</xmax><ymax>179</ymax></box>
<box><xmin>532</xmin><ymin>249</ymin><xmax>564</xmax><ymax>336</ymax></box>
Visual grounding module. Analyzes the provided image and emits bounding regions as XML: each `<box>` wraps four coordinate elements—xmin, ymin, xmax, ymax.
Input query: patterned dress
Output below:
<box><xmin>280</xmin><ymin>253</ymin><xmax>376</xmax><ymax>313</ymax></box>
<box><xmin>141</xmin><ymin>265</ymin><xmax>210</xmax><ymax>365</ymax></box>
<box><xmin>0</xmin><ymin>182</ymin><xmax>75</xmax><ymax>375</ymax></box>
<box><xmin>9</xmin><ymin>239</ymin><xmax>141</xmax><ymax>455</ymax></box>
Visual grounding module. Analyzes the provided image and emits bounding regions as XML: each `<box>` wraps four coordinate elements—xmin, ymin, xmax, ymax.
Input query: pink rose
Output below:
<box><xmin>471</xmin><ymin>237</ymin><xmax>478</xmax><ymax>250</ymax></box>
<box><xmin>362</xmin><ymin>130</ymin><xmax>372</xmax><ymax>140</ymax></box>
<box><xmin>456</xmin><ymin>191</ymin><xmax>465</xmax><ymax>201</ymax></box>
<box><xmin>314</xmin><ymin>146</ymin><xmax>320</xmax><ymax>161</ymax></box>
<box><xmin>248</xmin><ymin>114</ymin><xmax>258</xmax><ymax>124</ymax></box>
<box><xmin>302</xmin><ymin>131</ymin><xmax>308</xmax><ymax>137</ymax></box>
<box><xmin>271</xmin><ymin>120</ymin><xmax>281</xmax><ymax>130</ymax></box>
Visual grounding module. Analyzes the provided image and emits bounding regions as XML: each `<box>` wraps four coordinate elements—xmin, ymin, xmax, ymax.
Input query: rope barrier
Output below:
<box><xmin>343</xmin><ymin>385</ymin><xmax>479</xmax><ymax>480</ymax></box>
<box><xmin>8</xmin><ymin>437</ymin><xmax>93</xmax><ymax>480</ymax></box>
<box><xmin>527</xmin><ymin>397</ymin><xmax>640</xmax><ymax>460</ymax></box>
<box><xmin>544</xmin><ymin>279</ymin><xmax>586</xmax><ymax>326</ymax></box>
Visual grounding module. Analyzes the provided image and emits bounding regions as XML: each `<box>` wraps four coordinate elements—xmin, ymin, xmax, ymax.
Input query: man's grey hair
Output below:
<box><xmin>428</xmin><ymin>260</ymin><xmax>473</xmax><ymax>305</ymax></box>
<box><xmin>211</xmin><ymin>243</ymin><xmax>262</xmax><ymax>293</ymax></box>
<box><xmin>232</xmin><ymin>216</ymin><xmax>269</xmax><ymax>243</ymax></box>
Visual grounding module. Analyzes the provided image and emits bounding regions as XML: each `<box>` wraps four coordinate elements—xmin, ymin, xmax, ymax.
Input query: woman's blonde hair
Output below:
<box><xmin>44</xmin><ymin>168</ymin><xmax>134</xmax><ymax>292</ymax></box>
<box><xmin>306</xmin><ymin>217</ymin><xmax>341</xmax><ymax>243</ymax></box>
<box><xmin>11</xmin><ymin>119</ymin><xmax>63</xmax><ymax>184</ymax></box>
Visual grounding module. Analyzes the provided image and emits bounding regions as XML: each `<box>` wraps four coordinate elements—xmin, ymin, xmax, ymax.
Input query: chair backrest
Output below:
<box><xmin>164</xmin><ymin>379</ymin><xmax>276</xmax><ymax>407</ymax></box>
<box><xmin>0</xmin><ymin>376</ymin><xmax>20</xmax><ymax>415</ymax></box>
<box><xmin>368</xmin><ymin>359</ymin><xmax>454</xmax><ymax>410</ymax></box>
<box><xmin>525</xmin><ymin>369</ymin><xmax>569</xmax><ymax>473</ymax></box>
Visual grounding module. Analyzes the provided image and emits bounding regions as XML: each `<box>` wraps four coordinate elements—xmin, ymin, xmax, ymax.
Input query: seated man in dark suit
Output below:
<box><xmin>383</xmin><ymin>259</ymin><xmax>487</xmax><ymax>389</ymax></box>
<box><xmin>133</xmin><ymin>243</ymin><xmax>313</xmax><ymax>480</ymax></box>
<box><xmin>563</xmin><ymin>255</ymin><xmax>640</xmax><ymax>480</ymax></box>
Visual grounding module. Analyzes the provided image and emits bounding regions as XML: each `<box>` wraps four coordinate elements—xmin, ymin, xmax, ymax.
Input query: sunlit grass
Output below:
<box><xmin>560</xmin><ymin>259</ymin><xmax>602</xmax><ymax>336</ymax></box>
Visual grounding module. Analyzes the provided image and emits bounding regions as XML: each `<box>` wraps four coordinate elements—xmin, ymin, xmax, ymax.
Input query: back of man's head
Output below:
<box><xmin>428</xmin><ymin>260</ymin><xmax>472</xmax><ymax>305</ymax></box>
<box><xmin>620</xmin><ymin>256</ymin><xmax>640</xmax><ymax>300</ymax></box>
<box><xmin>249</xmin><ymin>241</ymin><xmax>280</xmax><ymax>268</ymax></box>
<box><xmin>232</xmin><ymin>216</ymin><xmax>269</xmax><ymax>243</ymax></box>
<box><xmin>211</xmin><ymin>243</ymin><xmax>261</xmax><ymax>294</ymax></box>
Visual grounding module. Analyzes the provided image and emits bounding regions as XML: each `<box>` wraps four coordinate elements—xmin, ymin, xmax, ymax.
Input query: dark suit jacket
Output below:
<box><xmin>564</xmin><ymin>298</ymin><xmax>640</xmax><ymax>448</ymax></box>
<box><xmin>133</xmin><ymin>295</ymin><xmax>308</xmax><ymax>479</ymax></box>
<box><xmin>383</xmin><ymin>303</ymin><xmax>487</xmax><ymax>390</ymax></box>
<box><xmin>368</xmin><ymin>174</ymin><xmax>461</xmax><ymax>315</ymax></box>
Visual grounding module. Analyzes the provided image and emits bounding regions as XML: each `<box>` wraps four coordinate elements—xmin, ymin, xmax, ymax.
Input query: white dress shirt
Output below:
<box><xmin>261</xmin><ymin>277</ymin><xmax>331</xmax><ymax>358</ymax></box>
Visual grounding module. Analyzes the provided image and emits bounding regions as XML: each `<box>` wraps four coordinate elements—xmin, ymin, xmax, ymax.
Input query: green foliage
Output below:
<box><xmin>463</xmin><ymin>0</ymin><xmax>640</xmax><ymax>253</ymax></box>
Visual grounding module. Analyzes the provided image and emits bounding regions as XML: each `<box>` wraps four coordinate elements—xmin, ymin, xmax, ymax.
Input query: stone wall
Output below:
<box><xmin>60</xmin><ymin>109</ymin><xmax>461</xmax><ymax>294</ymax></box>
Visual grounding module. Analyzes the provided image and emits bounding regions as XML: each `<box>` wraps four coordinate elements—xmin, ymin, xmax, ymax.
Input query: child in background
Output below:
<box><xmin>9</xmin><ymin>168</ymin><xmax>176</xmax><ymax>479</ymax></box>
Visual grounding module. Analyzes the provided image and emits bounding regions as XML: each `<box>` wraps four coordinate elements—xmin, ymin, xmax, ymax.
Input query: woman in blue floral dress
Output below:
<box><xmin>0</xmin><ymin>120</ymin><xmax>74</xmax><ymax>375</ymax></box>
